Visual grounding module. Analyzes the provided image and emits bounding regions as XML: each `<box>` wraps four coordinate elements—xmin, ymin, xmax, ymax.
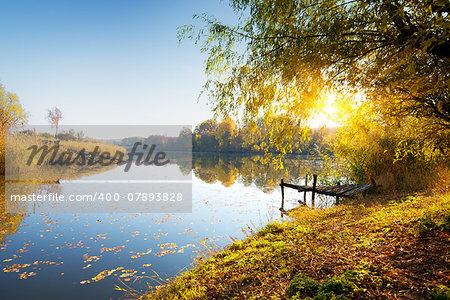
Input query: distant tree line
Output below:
<box><xmin>192</xmin><ymin>119</ymin><xmax>335</xmax><ymax>155</ymax></box>
<box><xmin>32</xmin><ymin>121</ymin><xmax>334</xmax><ymax>155</ymax></box>
<box><xmin>116</xmin><ymin>119</ymin><xmax>335</xmax><ymax>155</ymax></box>
<box><xmin>119</xmin><ymin>127</ymin><xmax>192</xmax><ymax>152</ymax></box>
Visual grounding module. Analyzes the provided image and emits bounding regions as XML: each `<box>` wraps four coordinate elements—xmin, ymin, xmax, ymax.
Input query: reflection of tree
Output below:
<box><xmin>193</xmin><ymin>155</ymin><xmax>218</xmax><ymax>183</ymax></box>
<box><xmin>0</xmin><ymin>174</ymin><xmax>65</xmax><ymax>242</ymax></box>
<box><xmin>188</xmin><ymin>153</ymin><xmax>322</xmax><ymax>192</ymax></box>
<box><xmin>0</xmin><ymin>211</ymin><xmax>22</xmax><ymax>244</ymax></box>
<box><xmin>172</xmin><ymin>153</ymin><xmax>193</xmax><ymax>176</ymax></box>
<box><xmin>0</xmin><ymin>176</ymin><xmax>23</xmax><ymax>243</ymax></box>
<box><xmin>214</xmin><ymin>158</ymin><xmax>238</xmax><ymax>187</ymax></box>
<box><xmin>194</xmin><ymin>169</ymin><xmax>217</xmax><ymax>184</ymax></box>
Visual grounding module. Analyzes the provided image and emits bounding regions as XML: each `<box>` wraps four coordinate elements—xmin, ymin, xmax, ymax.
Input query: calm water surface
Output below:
<box><xmin>0</xmin><ymin>154</ymin><xmax>332</xmax><ymax>299</ymax></box>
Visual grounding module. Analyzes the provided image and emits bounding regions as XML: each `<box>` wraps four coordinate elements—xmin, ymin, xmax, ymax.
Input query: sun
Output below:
<box><xmin>309</xmin><ymin>92</ymin><xmax>340</xmax><ymax>128</ymax></box>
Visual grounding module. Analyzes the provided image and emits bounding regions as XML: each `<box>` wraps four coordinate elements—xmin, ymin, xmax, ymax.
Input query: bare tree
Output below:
<box><xmin>47</xmin><ymin>107</ymin><xmax>63</xmax><ymax>138</ymax></box>
<box><xmin>76</xmin><ymin>130</ymin><xmax>84</xmax><ymax>141</ymax></box>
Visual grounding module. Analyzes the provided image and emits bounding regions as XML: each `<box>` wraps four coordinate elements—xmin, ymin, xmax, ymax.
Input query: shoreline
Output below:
<box><xmin>141</xmin><ymin>190</ymin><xmax>450</xmax><ymax>299</ymax></box>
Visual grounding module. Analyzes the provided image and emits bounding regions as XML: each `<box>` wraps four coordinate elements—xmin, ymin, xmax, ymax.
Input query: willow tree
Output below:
<box><xmin>0</xmin><ymin>84</ymin><xmax>26</xmax><ymax>236</ymax></box>
<box><xmin>0</xmin><ymin>84</ymin><xmax>27</xmax><ymax>133</ymax></box>
<box><xmin>180</xmin><ymin>0</ymin><xmax>449</xmax><ymax>156</ymax></box>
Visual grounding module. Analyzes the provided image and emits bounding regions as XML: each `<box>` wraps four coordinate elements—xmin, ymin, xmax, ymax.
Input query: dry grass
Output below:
<box><xmin>0</xmin><ymin>134</ymin><xmax>126</xmax><ymax>242</ymax></box>
<box><xmin>4</xmin><ymin>133</ymin><xmax>125</xmax><ymax>181</ymax></box>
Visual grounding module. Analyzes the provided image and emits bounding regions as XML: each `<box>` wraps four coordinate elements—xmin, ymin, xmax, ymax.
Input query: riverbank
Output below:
<box><xmin>142</xmin><ymin>189</ymin><xmax>449</xmax><ymax>299</ymax></box>
<box><xmin>4</xmin><ymin>133</ymin><xmax>126</xmax><ymax>179</ymax></box>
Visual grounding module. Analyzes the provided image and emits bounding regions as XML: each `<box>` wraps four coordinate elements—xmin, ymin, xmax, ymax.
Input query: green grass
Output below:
<box><xmin>141</xmin><ymin>190</ymin><xmax>450</xmax><ymax>299</ymax></box>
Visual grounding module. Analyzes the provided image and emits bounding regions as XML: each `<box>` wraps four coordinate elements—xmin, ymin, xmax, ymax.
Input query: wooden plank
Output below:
<box><xmin>317</xmin><ymin>184</ymin><xmax>353</xmax><ymax>196</ymax></box>
<box><xmin>318</xmin><ymin>185</ymin><xmax>335</xmax><ymax>193</ymax></box>
<box><xmin>280</xmin><ymin>181</ymin><xmax>375</xmax><ymax>199</ymax></box>
<box><xmin>339</xmin><ymin>185</ymin><xmax>364</xmax><ymax>196</ymax></box>
<box><xmin>353</xmin><ymin>184</ymin><xmax>374</xmax><ymax>193</ymax></box>
<box><xmin>328</xmin><ymin>184</ymin><xmax>352</xmax><ymax>193</ymax></box>
<box><xmin>335</xmin><ymin>184</ymin><xmax>360</xmax><ymax>195</ymax></box>
<box><xmin>281</xmin><ymin>182</ymin><xmax>311</xmax><ymax>191</ymax></box>
<box><xmin>342</xmin><ymin>184</ymin><xmax>374</xmax><ymax>197</ymax></box>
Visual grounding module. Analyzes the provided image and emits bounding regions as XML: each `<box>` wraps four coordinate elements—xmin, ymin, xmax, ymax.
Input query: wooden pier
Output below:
<box><xmin>280</xmin><ymin>175</ymin><xmax>378</xmax><ymax>210</ymax></box>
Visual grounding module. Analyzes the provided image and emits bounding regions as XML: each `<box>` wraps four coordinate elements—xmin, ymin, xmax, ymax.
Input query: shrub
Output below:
<box><xmin>287</xmin><ymin>274</ymin><xmax>319</xmax><ymax>298</ymax></box>
<box><xmin>258</xmin><ymin>222</ymin><xmax>284</xmax><ymax>236</ymax></box>
<box><xmin>418</xmin><ymin>215</ymin><xmax>439</xmax><ymax>236</ymax></box>
<box><xmin>430</xmin><ymin>285</ymin><xmax>450</xmax><ymax>300</ymax></box>
<box><xmin>333</xmin><ymin>112</ymin><xmax>448</xmax><ymax>192</ymax></box>
<box><xmin>288</xmin><ymin>272</ymin><xmax>359</xmax><ymax>299</ymax></box>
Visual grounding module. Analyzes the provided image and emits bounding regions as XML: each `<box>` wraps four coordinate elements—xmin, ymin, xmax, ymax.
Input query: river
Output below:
<box><xmin>0</xmin><ymin>153</ymin><xmax>333</xmax><ymax>299</ymax></box>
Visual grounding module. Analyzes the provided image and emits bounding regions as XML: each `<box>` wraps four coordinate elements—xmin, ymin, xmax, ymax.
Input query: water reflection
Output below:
<box><xmin>0</xmin><ymin>177</ymin><xmax>23</xmax><ymax>244</ymax></box>
<box><xmin>0</xmin><ymin>153</ymin><xmax>328</xmax><ymax>300</ymax></box>
<box><xmin>1</xmin><ymin>163</ymin><xmax>118</xmax><ymax>243</ymax></box>
<box><xmin>190</xmin><ymin>153</ymin><xmax>322</xmax><ymax>193</ymax></box>
<box><xmin>187</xmin><ymin>153</ymin><xmax>335</xmax><ymax>210</ymax></box>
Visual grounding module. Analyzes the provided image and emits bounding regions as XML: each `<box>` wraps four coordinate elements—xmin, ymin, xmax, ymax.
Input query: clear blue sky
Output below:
<box><xmin>0</xmin><ymin>0</ymin><xmax>237</xmax><ymax>126</ymax></box>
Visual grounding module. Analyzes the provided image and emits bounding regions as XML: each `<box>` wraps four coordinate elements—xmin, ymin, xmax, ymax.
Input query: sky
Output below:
<box><xmin>0</xmin><ymin>0</ymin><xmax>334</xmax><ymax>128</ymax></box>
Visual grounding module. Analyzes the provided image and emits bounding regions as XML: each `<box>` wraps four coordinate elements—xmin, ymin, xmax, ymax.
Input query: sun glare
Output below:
<box><xmin>309</xmin><ymin>92</ymin><xmax>340</xmax><ymax>128</ymax></box>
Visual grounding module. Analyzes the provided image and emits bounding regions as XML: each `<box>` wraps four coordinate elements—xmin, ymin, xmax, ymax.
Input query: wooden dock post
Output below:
<box><xmin>312</xmin><ymin>174</ymin><xmax>317</xmax><ymax>208</ymax></box>
<box><xmin>280</xmin><ymin>179</ymin><xmax>285</xmax><ymax>211</ymax></box>
<box><xmin>336</xmin><ymin>181</ymin><xmax>340</xmax><ymax>205</ymax></box>
<box><xmin>303</xmin><ymin>175</ymin><xmax>308</xmax><ymax>204</ymax></box>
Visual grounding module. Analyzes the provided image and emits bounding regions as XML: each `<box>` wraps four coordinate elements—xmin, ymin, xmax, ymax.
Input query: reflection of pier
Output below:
<box><xmin>280</xmin><ymin>175</ymin><xmax>379</xmax><ymax>211</ymax></box>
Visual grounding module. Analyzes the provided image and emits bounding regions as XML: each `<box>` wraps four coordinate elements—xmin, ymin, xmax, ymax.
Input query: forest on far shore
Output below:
<box><xmin>116</xmin><ymin>119</ymin><xmax>336</xmax><ymax>155</ymax></box>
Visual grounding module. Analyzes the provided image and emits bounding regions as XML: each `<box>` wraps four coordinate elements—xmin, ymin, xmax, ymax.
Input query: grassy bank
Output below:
<box><xmin>4</xmin><ymin>133</ymin><xmax>126</xmax><ymax>180</ymax></box>
<box><xmin>142</xmin><ymin>188</ymin><xmax>449</xmax><ymax>299</ymax></box>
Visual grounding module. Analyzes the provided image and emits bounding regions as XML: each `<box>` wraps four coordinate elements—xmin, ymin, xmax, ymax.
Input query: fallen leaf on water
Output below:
<box><xmin>19</xmin><ymin>272</ymin><xmax>36</xmax><ymax>279</ymax></box>
<box><xmin>153</xmin><ymin>232</ymin><xmax>168</xmax><ymax>239</ymax></box>
<box><xmin>100</xmin><ymin>246</ymin><xmax>125</xmax><ymax>253</ymax></box>
<box><xmin>159</xmin><ymin>242</ymin><xmax>178</xmax><ymax>250</ymax></box>
<box><xmin>3</xmin><ymin>263</ymin><xmax>31</xmax><ymax>273</ymax></box>
<box><xmin>130</xmin><ymin>248</ymin><xmax>152</xmax><ymax>259</ymax></box>
<box><xmin>83</xmin><ymin>254</ymin><xmax>101</xmax><ymax>263</ymax></box>
<box><xmin>80</xmin><ymin>267</ymin><xmax>124</xmax><ymax>284</ymax></box>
